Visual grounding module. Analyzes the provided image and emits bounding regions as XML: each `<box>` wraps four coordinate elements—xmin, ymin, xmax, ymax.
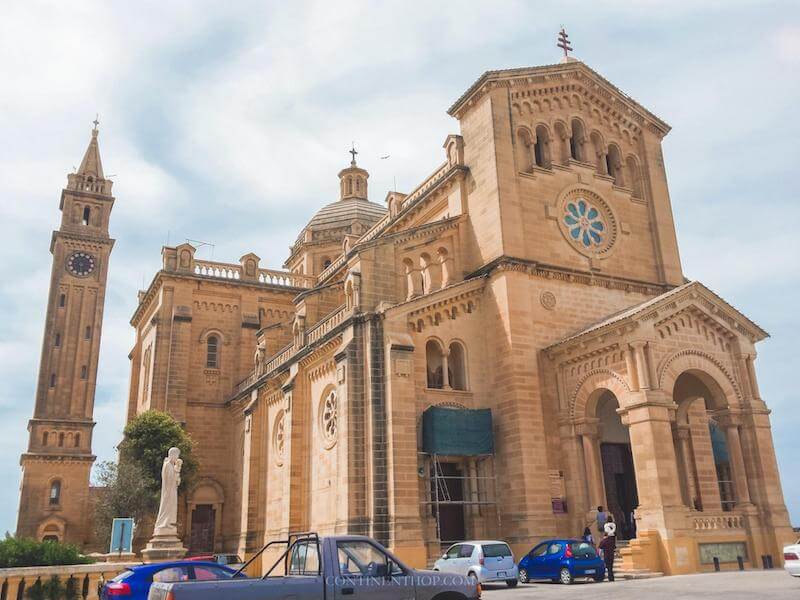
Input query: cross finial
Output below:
<box><xmin>349</xmin><ymin>142</ymin><xmax>358</xmax><ymax>166</ymax></box>
<box><xmin>92</xmin><ymin>114</ymin><xmax>100</xmax><ymax>131</ymax></box>
<box><xmin>557</xmin><ymin>26</ymin><xmax>573</xmax><ymax>59</ymax></box>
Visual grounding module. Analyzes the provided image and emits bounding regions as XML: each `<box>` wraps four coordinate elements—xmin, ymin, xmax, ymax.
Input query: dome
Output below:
<box><xmin>306</xmin><ymin>197</ymin><xmax>386</xmax><ymax>232</ymax></box>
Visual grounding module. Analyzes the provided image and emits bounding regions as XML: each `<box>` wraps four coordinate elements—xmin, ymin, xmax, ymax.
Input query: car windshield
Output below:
<box><xmin>111</xmin><ymin>570</ymin><xmax>133</xmax><ymax>582</ymax></box>
<box><xmin>483</xmin><ymin>543</ymin><xmax>512</xmax><ymax>558</ymax></box>
<box><xmin>569</xmin><ymin>542</ymin><xmax>597</xmax><ymax>558</ymax></box>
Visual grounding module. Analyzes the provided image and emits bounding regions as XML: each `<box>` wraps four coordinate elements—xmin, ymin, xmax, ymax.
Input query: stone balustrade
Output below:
<box><xmin>192</xmin><ymin>260</ymin><xmax>315</xmax><ymax>288</ymax></box>
<box><xmin>306</xmin><ymin>305</ymin><xmax>351</xmax><ymax>346</ymax></box>
<box><xmin>0</xmin><ymin>562</ymin><xmax>138</xmax><ymax>600</ymax></box>
<box><xmin>692</xmin><ymin>513</ymin><xmax>745</xmax><ymax>531</ymax></box>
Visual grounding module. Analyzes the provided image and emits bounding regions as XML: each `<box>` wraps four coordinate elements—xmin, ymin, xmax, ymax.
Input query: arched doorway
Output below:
<box><xmin>673</xmin><ymin>371</ymin><xmax>741</xmax><ymax>512</ymax></box>
<box><xmin>597</xmin><ymin>392</ymin><xmax>638</xmax><ymax>539</ymax></box>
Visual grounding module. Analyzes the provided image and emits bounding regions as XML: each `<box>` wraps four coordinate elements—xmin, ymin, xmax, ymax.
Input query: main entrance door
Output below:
<box><xmin>190</xmin><ymin>504</ymin><xmax>216</xmax><ymax>553</ymax></box>
<box><xmin>431</xmin><ymin>461</ymin><xmax>466</xmax><ymax>545</ymax></box>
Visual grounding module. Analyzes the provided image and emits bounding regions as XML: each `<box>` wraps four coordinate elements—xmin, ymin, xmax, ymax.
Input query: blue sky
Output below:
<box><xmin>1</xmin><ymin>1</ymin><xmax>798</xmax><ymax>535</ymax></box>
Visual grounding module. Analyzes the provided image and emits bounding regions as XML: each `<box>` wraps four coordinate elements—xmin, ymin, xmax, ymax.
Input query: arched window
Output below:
<box><xmin>534</xmin><ymin>125</ymin><xmax>551</xmax><ymax>168</ymax></box>
<box><xmin>347</xmin><ymin>177</ymin><xmax>353</xmax><ymax>195</ymax></box>
<box><xmin>49</xmin><ymin>480</ymin><xmax>61</xmax><ymax>506</ymax></box>
<box><xmin>448</xmin><ymin>342</ymin><xmax>468</xmax><ymax>391</ymax></box>
<box><xmin>74</xmin><ymin>433</ymin><xmax>80</xmax><ymax>448</ymax></box>
<box><xmin>49</xmin><ymin>373</ymin><xmax>56</xmax><ymax>388</ymax></box>
<box><xmin>426</xmin><ymin>340</ymin><xmax>444</xmax><ymax>389</ymax></box>
<box><xmin>59</xmin><ymin>294</ymin><xmax>66</xmax><ymax>308</ymax></box>
<box><xmin>569</xmin><ymin>119</ymin><xmax>586</xmax><ymax>161</ymax></box>
<box><xmin>84</xmin><ymin>326</ymin><xmax>91</xmax><ymax>340</ymax></box>
<box><xmin>206</xmin><ymin>335</ymin><xmax>219</xmax><ymax>368</ymax></box>
<box><xmin>516</xmin><ymin>128</ymin><xmax>533</xmax><ymax>172</ymax></box>
<box><xmin>82</xmin><ymin>206</ymin><xmax>91</xmax><ymax>226</ymax></box>
<box><xmin>626</xmin><ymin>156</ymin><xmax>643</xmax><ymax>197</ymax></box>
<box><xmin>54</xmin><ymin>333</ymin><xmax>61</xmax><ymax>347</ymax></box>
<box><xmin>42</xmin><ymin>431</ymin><xmax>49</xmax><ymax>446</ymax></box>
<box><xmin>321</xmin><ymin>257</ymin><xmax>332</xmax><ymax>270</ymax></box>
<box><xmin>43</xmin><ymin>535</ymin><xmax>59</xmax><ymax>542</ymax></box>
<box><xmin>58</xmin><ymin>433</ymin><xmax>65</xmax><ymax>447</ymax></box>
<box><xmin>80</xmin><ymin>365</ymin><xmax>87</xmax><ymax>379</ymax></box>
<box><xmin>606</xmin><ymin>144</ymin><xmax>624</xmax><ymax>186</ymax></box>
<box><xmin>709</xmin><ymin>420</ymin><xmax>735</xmax><ymax>512</ymax></box>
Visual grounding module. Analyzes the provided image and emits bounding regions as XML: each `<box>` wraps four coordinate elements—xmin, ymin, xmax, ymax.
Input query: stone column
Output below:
<box><xmin>720</xmin><ymin>419</ymin><xmax>752</xmax><ymax>506</ymax></box>
<box><xmin>576</xmin><ymin>420</ymin><xmax>606</xmax><ymax>508</ymax></box>
<box><xmin>630</xmin><ymin>341</ymin><xmax>650</xmax><ymax>389</ymax></box>
<box><xmin>675</xmin><ymin>425</ymin><xmax>699</xmax><ymax>509</ymax></box>
<box><xmin>442</xmin><ymin>350</ymin><xmax>451</xmax><ymax>390</ymax></box>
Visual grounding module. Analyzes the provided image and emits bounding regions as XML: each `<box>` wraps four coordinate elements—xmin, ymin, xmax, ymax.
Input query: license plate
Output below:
<box><xmin>585</xmin><ymin>569</ymin><xmax>595</xmax><ymax>574</ymax></box>
<box><xmin>497</xmin><ymin>571</ymin><xmax>506</xmax><ymax>577</ymax></box>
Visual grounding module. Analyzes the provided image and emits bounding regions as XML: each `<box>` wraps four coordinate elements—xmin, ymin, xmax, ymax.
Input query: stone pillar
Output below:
<box><xmin>442</xmin><ymin>350</ymin><xmax>451</xmax><ymax>390</ymax></box>
<box><xmin>675</xmin><ymin>425</ymin><xmax>699</xmax><ymax>509</ymax></box>
<box><xmin>720</xmin><ymin>419</ymin><xmax>752</xmax><ymax>506</ymax></box>
<box><xmin>630</xmin><ymin>342</ymin><xmax>650</xmax><ymax>389</ymax></box>
<box><xmin>576</xmin><ymin>420</ymin><xmax>605</xmax><ymax>508</ymax></box>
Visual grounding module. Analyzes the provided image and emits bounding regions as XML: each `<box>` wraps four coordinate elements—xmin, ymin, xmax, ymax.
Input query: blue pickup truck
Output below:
<box><xmin>147</xmin><ymin>533</ymin><xmax>480</xmax><ymax>600</ymax></box>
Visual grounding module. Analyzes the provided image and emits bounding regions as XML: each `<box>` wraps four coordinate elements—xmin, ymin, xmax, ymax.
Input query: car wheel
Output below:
<box><xmin>594</xmin><ymin>574</ymin><xmax>605</xmax><ymax>582</ymax></box>
<box><xmin>467</xmin><ymin>572</ymin><xmax>479</xmax><ymax>584</ymax></box>
<box><xmin>506</xmin><ymin>579</ymin><xmax>518</xmax><ymax>588</ymax></box>
<box><xmin>560</xmin><ymin>567</ymin><xmax>574</xmax><ymax>585</ymax></box>
<box><xmin>518</xmin><ymin>568</ymin><xmax>529</xmax><ymax>584</ymax></box>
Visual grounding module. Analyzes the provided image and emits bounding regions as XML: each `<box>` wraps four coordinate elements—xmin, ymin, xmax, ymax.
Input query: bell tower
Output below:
<box><xmin>16</xmin><ymin>123</ymin><xmax>115</xmax><ymax>545</ymax></box>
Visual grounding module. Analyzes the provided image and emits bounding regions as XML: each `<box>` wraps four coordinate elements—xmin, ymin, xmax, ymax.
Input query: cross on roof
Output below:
<box><xmin>92</xmin><ymin>114</ymin><xmax>100</xmax><ymax>131</ymax></box>
<box><xmin>557</xmin><ymin>27</ymin><xmax>573</xmax><ymax>59</ymax></box>
<box><xmin>349</xmin><ymin>143</ymin><xmax>358</xmax><ymax>166</ymax></box>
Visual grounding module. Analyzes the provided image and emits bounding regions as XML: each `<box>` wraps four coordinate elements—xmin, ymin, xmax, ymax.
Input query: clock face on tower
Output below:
<box><xmin>66</xmin><ymin>251</ymin><xmax>96</xmax><ymax>277</ymax></box>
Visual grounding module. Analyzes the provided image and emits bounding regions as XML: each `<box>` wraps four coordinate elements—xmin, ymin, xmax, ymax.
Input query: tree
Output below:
<box><xmin>92</xmin><ymin>460</ymin><xmax>156</xmax><ymax>551</ymax></box>
<box><xmin>118</xmin><ymin>410</ymin><xmax>197</xmax><ymax>495</ymax></box>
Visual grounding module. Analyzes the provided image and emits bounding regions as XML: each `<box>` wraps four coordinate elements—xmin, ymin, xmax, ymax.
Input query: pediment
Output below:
<box><xmin>546</xmin><ymin>281</ymin><xmax>767</xmax><ymax>360</ymax></box>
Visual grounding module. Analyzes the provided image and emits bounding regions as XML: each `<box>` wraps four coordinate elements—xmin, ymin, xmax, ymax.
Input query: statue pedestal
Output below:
<box><xmin>141</xmin><ymin>533</ymin><xmax>187</xmax><ymax>563</ymax></box>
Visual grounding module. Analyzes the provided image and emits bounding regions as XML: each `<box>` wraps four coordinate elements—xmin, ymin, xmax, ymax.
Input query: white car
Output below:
<box><xmin>785</xmin><ymin>539</ymin><xmax>800</xmax><ymax>577</ymax></box>
<box><xmin>433</xmin><ymin>540</ymin><xmax>519</xmax><ymax>587</ymax></box>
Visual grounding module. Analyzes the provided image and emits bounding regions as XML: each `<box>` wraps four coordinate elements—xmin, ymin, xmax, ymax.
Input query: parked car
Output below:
<box><xmin>147</xmin><ymin>533</ymin><xmax>480</xmax><ymax>600</ymax></box>
<box><xmin>433</xmin><ymin>540</ymin><xmax>518</xmax><ymax>587</ymax></box>
<box><xmin>784</xmin><ymin>539</ymin><xmax>800</xmax><ymax>577</ymax></box>
<box><xmin>187</xmin><ymin>553</ymin><xmax>245</xmax><ymax>571</ymax></box>
<box><xmin>101</xmin><ymin>561</ymin><xmax>246</xmax><ymax>599</ymax></box>
<box><xmin>517</xmin><ymin>539</ymin><xmax>605</xmax><ymax>584</ymax></box>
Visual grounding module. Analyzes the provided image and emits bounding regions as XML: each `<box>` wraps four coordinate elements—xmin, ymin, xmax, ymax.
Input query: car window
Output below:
<box><xmin>217</xmin><ymin>554</ymin><xmax>242</xmax><ymax>565</ymax></box>
<box><xmin>530</xmin><ymin>544</ymin><xmax>548</xmax><ymax>558</ymax></box>
<box><xmin>152</xmin><ymin>567</ymin><xmax>191</xmax><ymax>583</ymax></box>
<box><xmin>445</xmin><ymin>545</ymin><xmax>461</xmax><ymax>559</ymax></box>
<box><xmin>569</xmin><ymin>542</ymin><xmax>597</xmax><ymax>558</ymax></box>
<box><xmin>547</xmin><ymin>543</ymin><xmax>563</xmax><ymax>555</ymax></box>
<box><xmin>459</xmin><ymin>544</ymin><xmax>474</xmax><ymax>558</ymax></box>
<box><xmin>337</xmin><ymin>541</ymin><xmax>402</xmax><ymax>577</ymax></box>
<box><xmin>288</xmin><ymin>541</ymin><xmax>321</xmax><ymax>575</ymax></box>
<box><xmin>483</xmin><ymin>543</ymin><xmax>512</xmax><ymax>558</ymax></box>
<box><xmin>193</xmin><ymin>566</ymin><xmax>234</xmax><ymax>581</ymax></box>
<box><xmin>111</xmin><ymin>570</ymin><xmax>133</xmax><ymax>582</ymax></box>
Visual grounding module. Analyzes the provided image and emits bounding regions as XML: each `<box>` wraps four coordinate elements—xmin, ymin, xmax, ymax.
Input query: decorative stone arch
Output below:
<box><xmin>45</xmin><ymin>475</ymin><xmax>63</xmax><ymax>508</ymax></box>
<box><xmin>186</xmin><ymin>477</ymin><xmax>225</xmax><ymax>553</ymax></box>
<box><xmin>199</xmin><ymin>328</ymin><xmax>227</xmax><ymax>345</ymax></box>
<box><xmin>570</xmin><ymin>368</ymin><xmax>631</xmax><ymax>421</ymax></box>
<box><xmin>657</xmin><ymin>349</ymin><xmax>742</xmax><ymax>409</ymax></box>
<box><xmin>37</xmin><ymin>516</ymin><xmax>66</xmax><ymax>542</ymax></box>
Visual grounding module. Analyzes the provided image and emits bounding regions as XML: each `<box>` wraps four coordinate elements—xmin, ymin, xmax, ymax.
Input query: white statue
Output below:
<box><xmin>153</xmin><ymin>447</ymin><xmax>183</xmax><ymax>537</ymax></box>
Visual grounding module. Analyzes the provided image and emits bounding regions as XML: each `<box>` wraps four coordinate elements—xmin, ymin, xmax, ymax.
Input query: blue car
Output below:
<box><xmin>101</xmin><ymin>560</ymin><xmax>246</xmax><ymax>599</ymax></box>
<box><xmin>517</xmin><ymin>539</ymin><xmax>606</xmax><ymax>584</ymax></box>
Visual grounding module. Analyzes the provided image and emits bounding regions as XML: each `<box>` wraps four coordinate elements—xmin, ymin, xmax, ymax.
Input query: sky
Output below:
<box><xmin>0</xmin><ymin>1</ymin><xmax>798</xmax><ymax>536</ymax></box>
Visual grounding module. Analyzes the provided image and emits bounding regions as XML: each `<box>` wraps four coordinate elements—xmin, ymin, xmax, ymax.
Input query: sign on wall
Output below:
<box><xmin>699</xmin><ymin>542</ymin><xmax>748</xmax><ymax>564</ymax></box>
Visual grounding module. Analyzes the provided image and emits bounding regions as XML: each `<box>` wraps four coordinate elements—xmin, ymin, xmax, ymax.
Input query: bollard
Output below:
<box><xmin>713</xmin><ymin>557</ymin><xmax>720</xmax><ymax>572</ymax></box>
<box><xmin>737</xmin><ymin>556</ymin><xmax>744</xmax><ymax>571</ymax></box>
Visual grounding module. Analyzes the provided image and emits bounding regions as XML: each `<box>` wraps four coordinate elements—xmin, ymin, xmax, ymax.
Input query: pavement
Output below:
<box><xmin>481</xmin><ymin>570</ymin><xmax>799</xmax><ymax>599</ymax></box>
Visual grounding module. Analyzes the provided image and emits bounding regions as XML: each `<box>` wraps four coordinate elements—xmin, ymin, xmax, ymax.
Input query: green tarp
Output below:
<box><xmin>422</xmin><ymin>406</ymin><xmax>494</xmax><ymax>456</ymax></box>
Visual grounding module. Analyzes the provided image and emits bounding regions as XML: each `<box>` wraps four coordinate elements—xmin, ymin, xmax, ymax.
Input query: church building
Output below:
<box><xmin>20</xmin><ymin>45</ymin><xmax>792</xmax><ymax>577</ymax></box>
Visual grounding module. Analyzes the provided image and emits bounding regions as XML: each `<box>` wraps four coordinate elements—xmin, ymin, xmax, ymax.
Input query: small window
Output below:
<box><xmin>569</xmin><ymin>542</ymin><xmax>597</xmax><ymax>558</ymax></box>
<box><xmin>59</xmin><ymin>294</ymin><xmax>66</xmax><ymax>308</ymax></box>
<box><xmin>82</xmin><ymin>206</ymin><xmax>91</xmax><ymax>226</ymax></box>
<box><xmin>49</xmin><ymin>480</ymin><xmax>61</xmax><ymax>505</ymax></box>
<box><xmin>483</xmin><ymin>543</ymin><xmax>512</xmax><ymax>558</ymax></box>
<box><xmin>448</xmin><ymin>342</ymin><xmax>468</xmax><ymax>391</ymax></box>
<box><xmin>54</xmin><ymin>333</ymin><xmax>61</xmax><ymax>347</ymax></box>
<box><xmin>49</xmin><ymin>374</ymin><xmax>56</xmax><ymax>388</ymax></box>
<box><xmin>74</xmin><ymin>433</ymin><xmax>80</xmax><ymax>448</ymax></box>
<box><xmin>206</xmin><ymin>335</ymin><xmax>219</xmax><ymax>368</ymax></box>
<box><xmin>84</xmin><ymin>326</ymin><xmax>91</xmax><ymax>340</ymax></box>
<box><xmin>42</xmin><ymin>432</ymin><xmax>49</xmax><ymax>446</ymax></box>
<box><xmin>425</xmin><ymin>340</ymin><xmax>444</xmax><ymax>389</ymax></box>
<box><xmin>445</xmin><ymin>545</ymin><xmax>462</xmax><ymax>559</ymax></box>
<box><xmin>58</xmin><ymin>433</ymin><xmax>65</xmax><ymax>447</ymax></box>
<box><xmin>458</xmin><ymin>545</ymin><xmax>475</xmax><ymax>558</ymax></box>
<box><xmin>530</xmin><ymin>544</ymin><xmax>548</xmax><ymax>558</ymax></box>
<box><xmin>43</xmin><ymin>535</ymin><xmax>59</xmax><ymax>542</ymax></box>
<box><xmin>80</xmin><ymin>365</ymin><xmax>88</xmax><ymax>379</ymax></box>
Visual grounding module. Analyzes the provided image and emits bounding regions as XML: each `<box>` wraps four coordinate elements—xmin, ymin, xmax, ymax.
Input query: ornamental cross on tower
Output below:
<box><xmin>557</xmin><ymin>27</ymin><xmax>573</xmax><ymax>59</ymax></box>
<box><xmin>349</xmin><ymin>143</ymin><xmax>358</xmax><ymax>166</ymax></box>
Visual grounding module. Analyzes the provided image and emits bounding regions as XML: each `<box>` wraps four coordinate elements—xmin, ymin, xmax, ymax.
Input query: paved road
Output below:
<box><xmin>482</xmin><ymin>570</ymin><xmax>798</xmax><ymax>599</ymax></box>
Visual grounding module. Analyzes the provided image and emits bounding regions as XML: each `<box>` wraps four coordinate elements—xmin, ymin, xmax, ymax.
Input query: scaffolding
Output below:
<box><xmin>421</xmin><ymin>452</ymin><xmax>501</xmax><ymax>548</ymax></box>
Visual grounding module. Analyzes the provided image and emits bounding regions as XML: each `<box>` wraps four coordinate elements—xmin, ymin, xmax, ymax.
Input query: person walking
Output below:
<box><xmin>598</xmin><ymin>532</ymin><xmax>616</xmax><ymax>582</ymax></box>
<box><xmin>582</xmin><ymin>527</ymin><xmax>594</xmax><ymax>544</ymax></box>
<box><xmin>604</xmin><ymin>513</ymin><xmax>617</xmax><ymax>537</ymax></box>
<box><xmin>596</xmin><ymin>505</ymin><xmax>609</xmax><ymax>536</ymax></box>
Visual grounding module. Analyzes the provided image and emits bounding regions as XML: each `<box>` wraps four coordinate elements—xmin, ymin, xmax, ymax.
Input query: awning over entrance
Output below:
<box><xmin>422</xmin><ymin>406</ymin><xmax>494</xmax><ymax>456</ymax></box>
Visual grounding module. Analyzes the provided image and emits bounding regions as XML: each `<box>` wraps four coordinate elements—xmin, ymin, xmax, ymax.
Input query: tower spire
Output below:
<box><xmin>77</xmin><ymin>119</ymin><xmax>105</xmax><ymax>179</ymax></box>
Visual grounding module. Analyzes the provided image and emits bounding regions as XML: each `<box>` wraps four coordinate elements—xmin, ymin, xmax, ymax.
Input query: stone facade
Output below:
<box><xmin>120</xmin><ymin>57</ymin><xmax>793</xmax><ymax>575</ymax></box>
<box><xmin>17</xmin><ymin>127</ymin><xmax>114</xmax><ymax>546</ymax></box>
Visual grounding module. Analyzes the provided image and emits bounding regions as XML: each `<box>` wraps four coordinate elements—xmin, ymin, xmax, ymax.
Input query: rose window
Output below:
<box><xmin>273</xmin><ymin>411</ymin><xmax>286</xmax><ymax>464</ymax></box>
<box><xmin>320</xmin><ymin>391</ymin><xmax>338</xmax><ymax>446</ymax></box>
<box><xmin>563</xmin><ymin>198</ymin><xmax>606</xmax><ymax>248</ymax></box>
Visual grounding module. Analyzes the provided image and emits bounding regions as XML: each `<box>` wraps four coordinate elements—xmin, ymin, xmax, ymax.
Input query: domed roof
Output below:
<box><xmin>305</xmin><ymin>197</ymin><xmax>386</xmax><ymax>232</ymax></box>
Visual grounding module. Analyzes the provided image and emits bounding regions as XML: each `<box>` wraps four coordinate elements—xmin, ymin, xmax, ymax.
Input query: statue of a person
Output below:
<box><xmin>153</xmin><ymin>447</ymin><xmax>183</xmax><ymax>537</ymax></box>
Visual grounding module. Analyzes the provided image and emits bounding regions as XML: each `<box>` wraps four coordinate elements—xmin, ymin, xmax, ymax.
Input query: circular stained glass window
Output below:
<box><xmin>557</xmin><ymin>187</ymin><xmax>617</xmax><ymax>257</ymax></box>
